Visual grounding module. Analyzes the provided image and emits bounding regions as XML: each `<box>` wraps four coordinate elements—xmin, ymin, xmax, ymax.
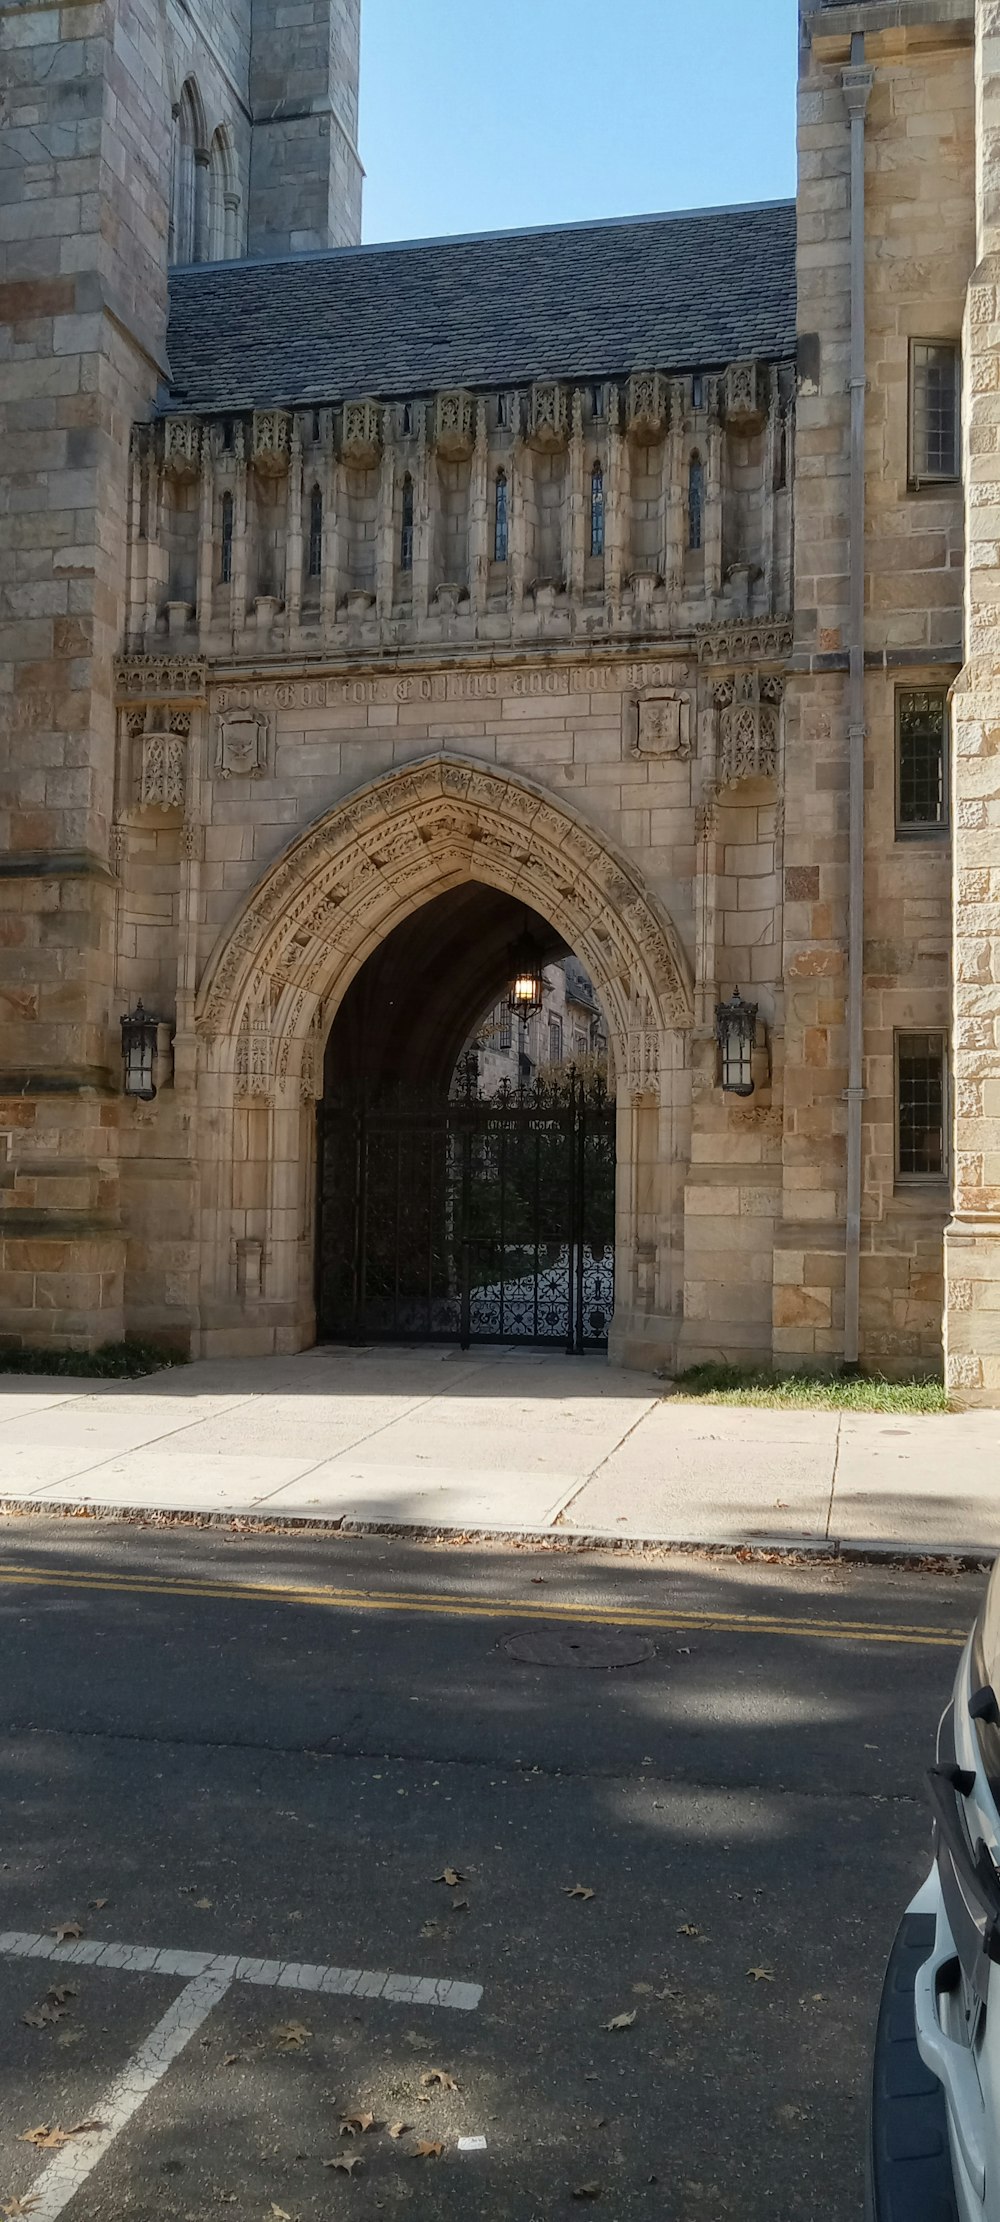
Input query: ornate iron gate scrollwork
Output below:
<box><xmin>317</xmin><ymin>1068</ymin><xmax>615</xmax><ymax>1351</ymax></box>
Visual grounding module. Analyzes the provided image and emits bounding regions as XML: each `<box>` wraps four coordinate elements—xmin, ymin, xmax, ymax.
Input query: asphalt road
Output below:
<box><xmin>0</xmin><ymin>1520</ymin><xmax>986</xmax><ymax>2221</ymax></box>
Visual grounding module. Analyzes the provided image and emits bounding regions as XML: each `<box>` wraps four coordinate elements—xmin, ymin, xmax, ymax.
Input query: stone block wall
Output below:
<box><xmin>791</xmin><ymin>3</ymin><xmax>975</xmax><ymax>1377</ymax></box>
<box><xmin>0</xmin><ymin>0</ymin><xmax>174</xmax><ymax>1350</ymax></box>
<box><xmin>247</xmin><ymin>0</ymin><xmax>363</xmax><ymax>253</ymax></box>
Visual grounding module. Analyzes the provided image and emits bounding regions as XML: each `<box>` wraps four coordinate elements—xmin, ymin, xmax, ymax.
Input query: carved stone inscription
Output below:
<box><xmin>213</xmin><ymin>661</ymin><xmax>682</xmax><ymax>718</ymax></box>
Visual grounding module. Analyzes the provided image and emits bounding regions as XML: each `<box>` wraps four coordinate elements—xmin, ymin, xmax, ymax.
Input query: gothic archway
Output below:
<box><xmin>193</xmin><ymin>756</ymin><xmax>694</xmax><ymax>1368</ymax></box>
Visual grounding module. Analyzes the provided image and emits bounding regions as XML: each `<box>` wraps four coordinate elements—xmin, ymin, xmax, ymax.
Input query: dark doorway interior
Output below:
<box><xmin>316</xmin><ymin>885</ymin><xmax>616</xmax><ymax>1351</ymax></box>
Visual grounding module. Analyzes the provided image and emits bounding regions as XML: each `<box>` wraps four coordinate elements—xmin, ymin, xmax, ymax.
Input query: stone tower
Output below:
<box><xmin>0</xmin><ymin>0</ymin><xmax>363</xmax><ymax>1353</ymax></box>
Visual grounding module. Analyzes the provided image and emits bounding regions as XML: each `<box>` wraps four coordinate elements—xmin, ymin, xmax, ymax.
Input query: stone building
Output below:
<box><xmin>1</xmin><ymin>0</ymin><xmax>998</xmax><ymax>1397</ymax></box>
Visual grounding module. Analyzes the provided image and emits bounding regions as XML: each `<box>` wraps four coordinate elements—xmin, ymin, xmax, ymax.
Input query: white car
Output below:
<box><xmin>868</xmin><ymin>1556</ymin><xmax>1000</xmax><ymax>2221</ymax></box>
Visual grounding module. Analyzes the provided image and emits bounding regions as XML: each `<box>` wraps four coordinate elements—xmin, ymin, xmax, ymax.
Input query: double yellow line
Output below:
<box><xmin>0</xmin><ymin>1561</ymin><xmax>968</xmax><ymax>1648</ymax></box>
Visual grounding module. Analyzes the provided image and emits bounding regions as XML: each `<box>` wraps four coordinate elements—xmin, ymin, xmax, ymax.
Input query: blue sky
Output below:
<box><xmin>358</xmin><ymin>1</ymin><xmax>798</xmax><ymax>246</ymax></box>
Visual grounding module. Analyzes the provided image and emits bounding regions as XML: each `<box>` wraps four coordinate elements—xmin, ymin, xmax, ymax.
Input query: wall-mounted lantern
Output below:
<box><xmin>507</xmin><ymin>933</ymin><xmax>545</xmax><ymax>1019</ymax></box>
<box><xmin>120</xmin><ymin>1001</ymin><xmax>159</xmax><ymax>1100</ymax></box>
<box><xmin>715</xmin><ymin>988</ymin><xmax>758</xmax><ymax>1098</ymax></box>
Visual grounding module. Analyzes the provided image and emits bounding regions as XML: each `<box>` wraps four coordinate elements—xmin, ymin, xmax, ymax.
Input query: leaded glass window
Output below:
<box><xmin>308</xmin><ymin>484</ymin><xmax>323</xmax><ymax>579</ymax></box>
<box><xmin>897</xmin><ymin>690</ymin><xmax>947</xmax><ymax>831</ymax></box>
<box><xmin>897</xmin><ymin>1034</ymin><xmax>947</xmax><ymax>1180</ymax></box>
<box><xmin>220</xmin><ymin>490</ymin><xmax>233</xmax><ymax>584</ymax></box>
<box><xmin>400</xmin><ymin>474</ymin><xmax>414</xmax><ymax>570</ymax></box>
<box><xmin>590</xmin><ymin>463</ymin><xmax>605</xmax><ymax>557</ymax></box>
<box><xmin>910</xmin><ymin>342</ymin><xmax>960</xmax><ymax>483</ymax></box>
<box><xmin>688</xmin><ymin>453</ymin><xmax>704</xmax><ymax>551</ymax></box>
<box><xmin>494</xmin><ymin>469</ymin><xmax>509</xmax><ymax>562</ymax></box>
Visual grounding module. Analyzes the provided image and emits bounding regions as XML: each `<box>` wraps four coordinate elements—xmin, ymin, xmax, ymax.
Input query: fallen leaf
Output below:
<box><xmin>51</xmin><ymin>1923</ymin><xmax>82</xmax><ymax>1944</ymax></box>
<box><xmin>222</xmin><ymin>2052</ymin><xmax>247</xmax><ymax>2067</ymax></box>
<box><xmin>419</xmin><ymin>1921</ymin><xmax>444</xmax><ymax>1940</ymax></box>
<box><xmin>88</xmin><ymin>1898</ymin><xmax>108</xmax><ymax>1911</ymax></box>
<box><xmin>434</xmin><ymin>1868</ymin><xmax>464</xmax><ymax>1887</ymax></box>
<box><xmin>2</xmin><ymin>2199</ymin><xmax>40</xmax><ymax>2217</ymax></box>
<box><xmin>412</xmin><ymin>2141</ymin><xmax>445</xmax><ymax>2159</ymax></box>
<box><xmin>746</xmin><ymin>1966</ymin><xmax>775</xmax><ymax>1984</ymax></box>
<box><xmin>48</xmin><ymin>1985</ymin><xmax>77</xmax><ymax>2007</ymax></box>
<box><xmin>563</xmin><ymin>1885</ymin><xmax>595</xmax><ymax>1901</ymax></box>
<box><xmin>18</xmin><ymin>2122</ymin><xmax>103</xmax><ymax>2151</ymax></box>
<box><xmin>420</xmin><ymin>2070</ymin><xmax>459</xmax><ymax>2092</ymax></box>
<box><xmin>604</xmin><ymin>2011</ymin><xmax>636</xmax><ymax>2032</ymax></box>
<box><xmin>632</xmin><ymin>1982</ymin><xmax>654</xmax><ymax>1996</ymax></box>
<box><xmin>450</xmin><ymin>1897</ymin><xmax>470</xmax><ymax>1913</ymax></box>
<box><xmin>676</xmin><ymin>1924</ymin><xmax>704</xmax><ymax>1939</ymax></box>
<box><xmin>387</xmin><ymin>2121</ymin><xmax>411</xmax><ymax>2140</ymax></box>
<box><xmin>572</xmin><ymin>2188</ymin><xmax>603</xmax><ymax>2204</ymax></box>
<box><xmin>339</xmin><ymin>2112</ymin><xmax>376</xmax><ymax>2135</ymax></box>
<box><xmin>270</xmin><ymin>2207</ymin><xmax>293</xmax><ymax>2219</ymax></box>
<box><xmin>271</xmin><ymin>2021</ymin><xmax>311</xmax><ymax>2049</ymax></box>
<box><xmin>324</xmin><ymin>2157</ymin><xmax>362</xmax><ymax>2176</ymax></box>
<box><xmin>192</xmin><ymin>1897</ymin><xmax>212</xmax><ymax>1911</ymax></box>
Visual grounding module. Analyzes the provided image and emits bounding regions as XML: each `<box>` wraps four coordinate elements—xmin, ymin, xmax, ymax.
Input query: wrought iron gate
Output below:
<box><xmin>316</xmin><ymin>1068</ymin><xmax>616</xmax><ymax>1351</ymax></box>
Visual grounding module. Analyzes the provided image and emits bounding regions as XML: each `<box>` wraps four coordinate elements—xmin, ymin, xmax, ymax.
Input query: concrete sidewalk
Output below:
<box><xmin>0</xmin><ymin>1345</ymin><xmax>996</xmax><ymax>1558</ymax></box>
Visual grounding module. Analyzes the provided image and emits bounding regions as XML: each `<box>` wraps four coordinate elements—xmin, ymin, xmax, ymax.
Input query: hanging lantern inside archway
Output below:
<box><xmin>507</xmin><ymin>932</ymin><xmax>545</xmax><ymax>1018</ymax></box>
<box><xmin>714</xmin><ymin>988</ymin><xmax>757</xmax><ymax>1097</ymax></box>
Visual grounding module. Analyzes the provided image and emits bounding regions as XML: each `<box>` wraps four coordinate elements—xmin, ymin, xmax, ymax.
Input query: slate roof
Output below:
<box><xmin>162</xmin><ymin>199</ymin><xmax>797</xmax><ymax>415</ymax></box>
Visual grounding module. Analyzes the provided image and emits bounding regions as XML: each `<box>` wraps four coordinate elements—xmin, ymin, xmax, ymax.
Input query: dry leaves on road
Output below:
<box><xmin>3</xmin><ymin>2199</ymin><xmax>40</xmax><ymax>2218</ymax></box>
<box><xmin>22</xmin><ymin>1986</ymin><xmax>76</xmax><ymax>2031</ymax></box>
<box><xmin>412</xmin><ymin>2141</ymin><xmax>445</xmax><ymax>2160</ymax></box>
<box><xmin>324</xmin><ymin>2157</ymin><xmax>363</xmax><ymax>2176</ymax></box>
<box><xmin>18</xmin><ymin>2123</ymin><xmax>103</xmax><ymax>2151</ymax></box>
<box><xmin>271</xmin><ymin>2021</ymin><xmax>311</xmax><ymax>2050</ymax></box>
<box><xmin>420</xmin><ymin>2070</ymin><xmax>459</xmax><ymax>2092</ymax></box>
<box><xmin>746</xmin><ymin>1967</ymin><xmax>775</xmax><ymax>1983</ymax></box>
<box><xmin>419</xmin><ymin>1921</ymin><xmax>444</xmax><ymax>1940</ymax></box>
<box><xmin>676</xmin><ymin>1924</ymin><xmax>705</xmax><ymax>1940</ymax></box>
<box><xmin>572</xmin><ymin>2187</ymin><xmax>603</xmax><ymax>2203</ymax></box>
<box><xmin>604</xmin><ymin>2011</ymin><xmax>636</xmax><ymax>2032</ymax></box>
<box><xmin>433</xmin><ymin>1868</ymin><xmax>465</xmax><ymax>1887</ymax></box>
<box><xmin>387</xmin><ymin>2122</ymin><xmax>411</xmax><ymax>2140</ymax></box>
<box><xmin>88</xmin><ymin>1898</ymin><xmax>108</xmax><ymax>1912</ymax></box>
<box><xmin>339</xmin><ymin>2113</ymin><xmax>376</xmax><ymax>2136</ymax></box>
<box><xmin>50</xmin><ymin>1923</ymin><xmax>82</xmax><ymax>1944</ymax></box>
<box><xmin>563</xmin><ymin>1885</ymin><xmax>595</xmax><ymax>1901</ymax></box>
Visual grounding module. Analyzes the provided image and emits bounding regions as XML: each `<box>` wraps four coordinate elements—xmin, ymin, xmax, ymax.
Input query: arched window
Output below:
<box><xmin>401</xmin><ymin>403</ymin><xmax>412</xmax><ymax>436</ymax></box>
<box><xmin>496</xmin><ymin>395</ymin><xmax>506</xmax><ymax>429</ymax></box>
<box><xmin>775</xmin><ymin>417</ymin><xmax>788</xmax><ymax>492</ymax></box>
<box><xmin>207</xmin><ymin>127</ymin><xmax>238</xmax><ymax>261</ymax></box>
<box><xmin>171</xmin><ymin>80</ymin><xmax>207</xmax><ymax>265</ymax></box>
<box><xmin>494</xmin><ymin>468</ymin><xmax>509</xmax><ymax>562</ymax></box>
<box><xmin>220</xmin><ymin>490</ymin><xmax>233</xmax><ymax>584</ymax></box>
<box><xmin>400</xmin><ymin>474</ymin><xmax>414</xmax><ymax>570</ymax></box>
<box><xmin>308</xmin><ymin>485</ymin><xmax>323</xmax><ymax>579</ymax></box>
<box><xmin>311</xmin><ymin>409</ymin><xmax>321</xmax><ymax>442</ymax></box>
<box><xmin>688</xmin><ymin>452</ymin><xmax>704</xmax><ymax>552</ymax></box>
<box><xmin>590</xmin><ymin>462</ymin><xmax>605</xmax><ymax>557</ymax></box>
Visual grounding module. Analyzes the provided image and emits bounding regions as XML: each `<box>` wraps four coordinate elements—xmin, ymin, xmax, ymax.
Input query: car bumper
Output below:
<box><xmin>867</xmin><ymin>1891</ymin><xmax>961</xmax><ymax>2222</ymax></box>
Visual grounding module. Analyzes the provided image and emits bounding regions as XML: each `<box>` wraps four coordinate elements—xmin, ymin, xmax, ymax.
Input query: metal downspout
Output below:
<box><xmin>842</xmin><ymin>40</ymin><xmax>874</xmax><ymax>1371</ymax></box>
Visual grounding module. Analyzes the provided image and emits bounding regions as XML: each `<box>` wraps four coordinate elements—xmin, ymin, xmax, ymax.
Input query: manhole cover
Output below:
<box><xmin>502</xmin><ymin>1625</ymin><xmax>655</xmax><ymax>1670</ymax></box>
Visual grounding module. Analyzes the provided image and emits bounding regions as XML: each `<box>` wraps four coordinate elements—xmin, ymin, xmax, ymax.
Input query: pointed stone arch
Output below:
<box><xmin>192</xmin><ymin>757</ymin><xmax>692</xmax><ymax>1368</ymax></box>
<box><xmin>196</xmin><ymin>754</ymin><xmax>693</xmax><ymax>1099</ymax></box>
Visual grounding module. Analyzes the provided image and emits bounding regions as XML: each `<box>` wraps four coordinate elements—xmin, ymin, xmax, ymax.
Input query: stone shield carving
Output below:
<box><xmin>632</xmin><ymin>690</ymin><xmax>694</xmax><ymax>760</ymax></box>
<box><xmin>215</xmin><ymin>709</ymin><xmax>271</xmax><ymax>780</ymax></box>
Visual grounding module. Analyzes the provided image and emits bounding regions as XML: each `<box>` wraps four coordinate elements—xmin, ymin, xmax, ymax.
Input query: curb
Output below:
<box><xmin>0</xmin><ymin>1495</ymin><xmax>994</xmax><ymax>1571</ymax></box>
